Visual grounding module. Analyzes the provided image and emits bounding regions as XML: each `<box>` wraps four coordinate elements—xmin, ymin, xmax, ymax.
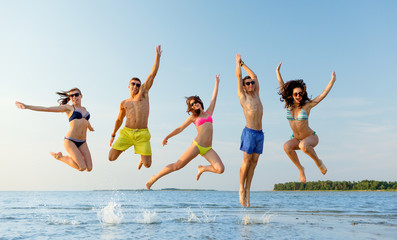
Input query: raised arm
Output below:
<box><xmin>110</xmin><ymin>102</ymin><xmax>126</xmax><ymax>146</ymax></box>
<box><xmin>206</xmin><ymin>74</ymin><xmax>220</xmax><ymax>116</ymax></box>
<box><xmin>309</xmin><ymin>72</ymin><xmax>336</xmax><ymax>108</ymax></box>
<box><xmin>236</xmin><ymin>54</ymin><xmax>244</xmax><ymax>98</ymax></box>
<box><xmin>162</xmin><ymin>115</ymin><xmax>194</xmax><ymax>146</ymax></box>
<box><xmin>276</xmin><ymin>62</ymin><xmax>285</xmax><ymax>90</ymax></box>
<box><xmin>142</xmin><ymin>45</ymin><xmax>162</xmax><ymax>93</ymax></box>
<box><xmin>15</xmin><ymin>101</ymin><xmax>70</xmax><ymax>113</ymax></box>
<box><xmin>240</xmin><ymin>55</ymin><xmax>259</xmax><ymax>94</ymax></box>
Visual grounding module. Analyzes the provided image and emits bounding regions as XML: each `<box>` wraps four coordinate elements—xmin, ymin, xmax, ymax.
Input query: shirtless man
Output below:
<box><xmin>236</xmin><ymin>54</ymin><xmax>264</xmax><ymax>207</ymax></box>
<box><xmin>109</xmin><ymin>45</ymin><xmax>162</xmax><ymax>169</ymax></box>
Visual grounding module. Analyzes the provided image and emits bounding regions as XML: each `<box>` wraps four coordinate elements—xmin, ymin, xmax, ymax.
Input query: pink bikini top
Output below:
<box><xmin>194</xmin><ymin>112</ymin><xmax>213</xmax><ymax>127</ymax></box>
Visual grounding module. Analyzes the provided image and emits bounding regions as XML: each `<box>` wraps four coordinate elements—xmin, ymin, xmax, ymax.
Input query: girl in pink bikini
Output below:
<box><xmin>146</xmin><ymin>74</ymin><xmax>224</xmax><ymax>189</ymax></box>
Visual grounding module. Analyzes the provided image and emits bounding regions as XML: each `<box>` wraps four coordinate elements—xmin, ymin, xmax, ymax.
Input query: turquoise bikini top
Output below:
<box><xmin>286</xmin><ymin>108</ymin><xmax>308</xmax><ymax>121</ymax></box>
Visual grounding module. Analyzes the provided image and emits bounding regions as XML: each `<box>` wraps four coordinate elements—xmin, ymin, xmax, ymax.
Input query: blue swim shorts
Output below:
<box><xmin>240</xmin><ymin>127</ymin><xmax>264</xmax><ymax>154</ymax></box>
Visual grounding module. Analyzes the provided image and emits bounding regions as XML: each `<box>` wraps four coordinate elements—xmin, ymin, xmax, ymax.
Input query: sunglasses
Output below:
<box><xmin>130</xmin><ymin>82</ymin><xmax>141</xmax><ymax>88</ymax></box>
<box><xmin>244</xmin><ymin>81</ymin><xmax>255</xmax><ymax>86</ymax></box>
<box><xmin>190</xmin><ymin>100</ymin><xmax>200</xmax><ymax>106</ymax></box>
<box><xmin>69</xmin><ymin>93</ymin><xmax>80</xmax><ymax>98</ymax></box>
<box><xmin>293</xmin><ymin>92</ymin><xmax>304</xmax><ymax>97</ymax></box>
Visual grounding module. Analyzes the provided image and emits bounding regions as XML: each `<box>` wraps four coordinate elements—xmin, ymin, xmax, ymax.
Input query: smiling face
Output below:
<box><xmin>243</xmin><ymin>77</ymin><xmax>256</xmax><ymax>92</ymax></box>
<box><xmin>190</xmin><ymin>99</ymin><xmax>203</xmax><ymax>111</ymax></box>
<box><xmin>69</xmin><ymin>89</ymin><xmax>82</xmax><ymax>105</ymax></box>
<box><xmin>129</xmin><ymin>78</ymin><xmax>141</xmax><ymax>95</ymax></box>
<box><xmin>292</xmin><ymin>87</ymin><xmax>304</xmax><ymax>104</ymax></box>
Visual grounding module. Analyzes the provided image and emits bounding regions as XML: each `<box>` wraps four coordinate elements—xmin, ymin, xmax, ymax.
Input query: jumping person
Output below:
<box><xmin>109</xmin><ymin>45</ymin><xmax>162</xmax><ymax>170</ymax></box>
<box><xmin>276</xmin><ymin>62</ymin><xmax>336</xmax><ymax>182</ymax></box>
<box><xmin>146</xmin><ymin>75</ymin><xmax>224</xmax><ymax>189</ymax></box>
<box><xmin>236</xmin><ymin>54</ymin><xmax>264</xmax><ymax>207</ymax></box>
<box><xmin>15</xmin><ymin>88</ymin><xmax>94</xmax><ymax>171</ymax></box>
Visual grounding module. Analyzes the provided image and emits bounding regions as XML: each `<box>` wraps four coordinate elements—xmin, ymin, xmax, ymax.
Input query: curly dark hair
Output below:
<box><xmin>56</xmin><ymin>88</ymin><xmax>81</xmax><ymax>105</ymax></box>
<box><xmin>278</xmin><ymin>80</ymin><xmax>311</xmax><ymax>108</ymax></box>
<box><xmin>185</xmin><ymin>95</ymin><xmax>204</xmax><ymax>117</ymax></box>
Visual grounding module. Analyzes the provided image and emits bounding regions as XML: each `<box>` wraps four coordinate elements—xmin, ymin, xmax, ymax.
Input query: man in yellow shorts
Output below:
<box><xmin>109</xmin><ymin>45</ymin><xmax>162</xmax><ymax>170</ymax></box>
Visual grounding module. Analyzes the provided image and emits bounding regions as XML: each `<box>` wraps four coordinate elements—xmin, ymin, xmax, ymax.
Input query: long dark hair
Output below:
<box><xmin>185</xmin><ymin>95</ymin><xmax>204</xmax><ymax>117</ymax></box>
<box><xmin>278</xmin><ymin>80</ymin><xmax>311</xmax><ymax>108</ymax></box>
<box><xmin>56</xmin><ymin>88</ymin><xmax>81</xmax><ymax>105</ymax></box>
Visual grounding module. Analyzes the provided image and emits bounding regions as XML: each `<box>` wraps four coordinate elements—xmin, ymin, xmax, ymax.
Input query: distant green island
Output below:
<box><xmin>273</xmin><ymin>180</ymin><xmax>397</xmax><ymax>191</ymax></box>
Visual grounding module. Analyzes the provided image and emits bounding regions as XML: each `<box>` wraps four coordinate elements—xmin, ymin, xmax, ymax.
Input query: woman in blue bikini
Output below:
<box><xmin>15</xmin><ymin>88</ymin><xmax>94</xmax><ymax>171</ymax></box>
<box><xmin>146</xmin><ymin>75</ymin><xmax>224</xmax><ymax>189</ymax></box>
<box><xmin>276</xmin><ymin>62</ymin><xmax>336</xmax><ymax>182</ymax></box>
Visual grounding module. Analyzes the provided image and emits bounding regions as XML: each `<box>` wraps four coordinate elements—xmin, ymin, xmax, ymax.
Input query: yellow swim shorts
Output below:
<box><xmin>112</xmin><ymin>127</ymin><xmax>151</xmax><ymax>156</ymax></box>
<box><xmin>193</xmin><ymin>140</ymin><xmax>212</xmax><ymax>156</ymax></box>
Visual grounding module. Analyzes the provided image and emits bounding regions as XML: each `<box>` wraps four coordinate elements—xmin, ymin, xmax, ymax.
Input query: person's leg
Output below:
<box><xmin>135</xmin><ymin>129</ymin><xmax>152</xmax><ymax>170</ymax></box>
<box><xmin>146</xmin><ymin>144</ymin><xmax>199</xmax><ymax>189</ymax></box>
<box><xmin>78</xmin><ymin>142</ymin><xmax>93</xmax><ymax>172</ymax></box>
<box><xmin>239</xmin><ymin>152</ymin><xmax>253</xmax><ymax>207</ymax></box>
<box><xmin>284</xmin><ymin>138</ymin><xmax>306</xmax><ymax>182</ymax></box>
<box><xmin>245</xmin><ymin>153</ymin><xmax>260</xmax><ymax>207</ymax></box>
<box><xmin>298</xmin><ymin>134</ymin><xmax>327</xmax><ymax>175</ymax></box>
<box><xmin>138</xmin><ymin>155</ymin><xmax>152</xmax><ymax>170</ymax></box>
<box><xmin>109</xmin><ymin>127</ymin><xmax>133</xmax><ymax>161</ymax></box>
<box><xmin>196</xmin><ymin>149</ymin><xmax>225</xmax><ymax>180</ymax></box>
<box><xmin>108</xmin><ymin>148</ymin><xmax>123</xmax><ymax>161</ymax></box>
<box><xmin>51</xmin><ymin>139</ymin><xmax>86</xmax><ymax>171</ymax></box>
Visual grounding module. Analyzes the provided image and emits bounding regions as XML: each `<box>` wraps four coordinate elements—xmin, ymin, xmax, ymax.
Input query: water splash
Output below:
<box><xmin>135</xmin><ymin>210</ymin><xmax>161</xmax><ymax>224</ymax></box>
<box><xmin>98</xmin><ymin>201</ymin><xmax>123</xmax><ymax>225</ymax></box>
<box><xmin>241</xmin><ymin>214</ymin><xmax>272</xmax><ymax>225</ymax></box>
<box><xmin>185</xmin><ymin>208</ymin><xmax>216</xmax><ymax>223</ymax></box>
<box><xmin>187</xmin><ymin>209</ymin><xmax>201</xmax><ymax>223</ymax></box>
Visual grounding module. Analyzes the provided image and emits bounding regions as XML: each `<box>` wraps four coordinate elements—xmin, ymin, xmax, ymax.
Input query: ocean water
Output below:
<box><xmin>0</xmin><ymin>190</ymin><xmax>396</xmax><ymax>240</ymax></box>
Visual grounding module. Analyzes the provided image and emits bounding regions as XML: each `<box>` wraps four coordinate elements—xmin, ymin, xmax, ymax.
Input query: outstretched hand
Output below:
<box><xmin>215</xmin><ymin>74</ymin><xmax>220</xmax><ymax>84</ymax></box>
<box><xmin>277</xmin><ymin>62</ymin><xmax>282</xmax><ymax>72</ymax></box>
<box><xmin>15</xmin><ymin>101</ymin><xmax>27</xmax><ymax>109</ymax></box>
<box><xmin>110</xmin><ymin>136</ymin><xmax>115</xmax><ymax>147</ymax></box>
<box><xmin>156</xmin><ymin>45</ymin><xmax>162</xmax><ymax>57</ymax></box>
<box><xmin>162</xmin><ymin>138</ymin><xmax>168</xmax><ymax>146</ymax></box>
<box><xmin>332</xmin><ymin>71</ymin><xmax>336</xmax><ymax>81</ymax></box>
<box><xmin>236</xmin><ymin>54</ymin><xmax>241</xmax><ymax>64</ymax></box>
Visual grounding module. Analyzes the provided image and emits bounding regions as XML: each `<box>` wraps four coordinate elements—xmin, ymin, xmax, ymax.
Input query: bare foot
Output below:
<box><xmin>138</xmin><ymin>161</ymin><xmax>143</xmax><ymax>170</ymax></box>
<box><xmin>299</xmin><ymin>168</ymin><xmax>306</xmax><ymax>183</ymax></box>
<box><xmin>245</xmin><ymin>189</ymin><xmax>250</xmax><ymax>207</ymax></box>
<box><xmin>318</xmin><ymin>160</ymin><xmax>327</xmax><ymax>175</ymax></box>
<box><xmin>50</xmin><ymin>152</ymin><xmax>62</xmax><ymax>160</ymax></box>
<box><xmin>239</xmin><ymin>189</ymin><xmax>246</xmax><ymax>207</ymax></box>
<box><xmin>196</xmin><ymin>165</ymin><xmax>204</xmax><ymax>181</ymax></box>
<box><xmin>145</xmin><ymin>176</ymin><xmax>155</xmax><ymax>190</ymax></box>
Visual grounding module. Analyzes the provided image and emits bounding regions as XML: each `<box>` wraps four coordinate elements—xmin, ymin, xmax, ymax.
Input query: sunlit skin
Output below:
<box><xmin>236</xmin><ymin>54</ymin><xmax>263</xmax><ymax>207</ymax></box>
<box><xmin>145</xmin><ymin>75</ymin><xmax>224</xmax><ymax>190</ymax></box>
<box><xmin>276</xmin><ymin>62</ymin><xmax>336</xmax><ymax>182</ymax></box>
<box><xmin>108</xmin><ymin>45</ymin><xmax>162</xmax><ymax>169</ymax></box>
<box><xmin>15</xmin><ymin>89</ymin><xmax>94</xmax><ymax>171</ymax></box>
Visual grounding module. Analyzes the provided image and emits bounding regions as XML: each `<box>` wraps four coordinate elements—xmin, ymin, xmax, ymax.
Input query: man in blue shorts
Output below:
<box><xmin>235</xmin><ymin>54</ymin><xmax>264</xmax><ymax>207</ymax></box>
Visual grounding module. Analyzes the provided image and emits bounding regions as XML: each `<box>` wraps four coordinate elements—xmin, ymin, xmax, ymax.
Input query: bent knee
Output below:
<box><xmin>144</xmin><ymin>160</ymin><xmax>152</xmax><ymax>168</ymax></box>
<box><xmin>299</xmin><ymin>142</ymin><xmax>309</xmax><ymax>152</ymax></box>
<box><xmin>284</xmin><ymin>143</ymin><xmax>293</xmax><ymax>153</ymax></box>
<box><xmin>217</xmin><ymin>165</ymin><xmax>225</xmax><ymax>174</ymax></box>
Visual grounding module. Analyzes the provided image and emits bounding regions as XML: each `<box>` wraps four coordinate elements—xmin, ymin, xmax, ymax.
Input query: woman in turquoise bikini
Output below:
<box><xmin>146</xmin><ymin>75</ymin><xmax>224</xmax><ymax>189</ymax></box>
<box><xmin>277</xmin><ymin>62</ymin><xmax>336</xmax><ymax>182</ymax></box>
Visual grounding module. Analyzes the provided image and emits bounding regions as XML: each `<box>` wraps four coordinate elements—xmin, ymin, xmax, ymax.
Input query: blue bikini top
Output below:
<box><xmin>286</xmin><ymin>108</ymin><xmax>308</xmax><ymax>121</ymax></box>
<box><xmin>69</xmin><ymin>106</ymin><xmax>90</xmax><ymax>122</ymax></box>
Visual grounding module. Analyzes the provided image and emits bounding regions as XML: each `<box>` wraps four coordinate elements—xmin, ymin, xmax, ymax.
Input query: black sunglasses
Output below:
<box><xmin>130</xmin><ymin>82</ymin><xmax>141</xmax><ymax>88</ymax></box>
<box><xmin>191</xmin><ymin>100</ymin><xmax>200</xmax><ymax>106</ymax></box>
<box><xmin>69</xmin><ymin>93</ymin><xmax>80</xmax><ymax>98</ymax></box>
<box><xmin>244</xmin><ymin>81</ymin><xmax>255</xmax><ymax>86</ymax></box>
<box><xmin>293</xmin><ymin>92</ymin><xmax>304</xmax><ymax>97</ymax></box>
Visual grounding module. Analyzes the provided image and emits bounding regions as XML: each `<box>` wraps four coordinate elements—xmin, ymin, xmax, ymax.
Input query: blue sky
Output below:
<box><xmin>1</xmin><ymin>0</ymin><xmax>396</xmax><ymax>191</ymax></box>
